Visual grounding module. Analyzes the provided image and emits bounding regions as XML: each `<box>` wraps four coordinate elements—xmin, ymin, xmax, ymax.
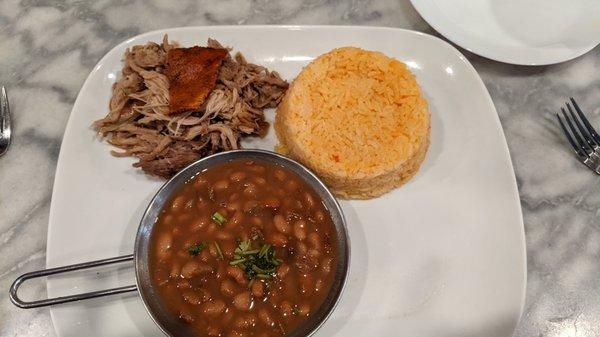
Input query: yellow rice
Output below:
<box><xmin>275</xmin><ymin>47</ymin><xmax>430</xmax><ymax>199</ymax></box>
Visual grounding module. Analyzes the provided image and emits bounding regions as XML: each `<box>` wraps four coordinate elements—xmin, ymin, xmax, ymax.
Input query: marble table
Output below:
<box><xmin>1</xmin><ymin>1</ymin><xmax>599</xmax><ymax>336</ymax></box>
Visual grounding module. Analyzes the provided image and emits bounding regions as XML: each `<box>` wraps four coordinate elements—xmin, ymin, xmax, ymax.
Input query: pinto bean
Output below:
<box><xmin>249</xmin><ymin>164</ymin><xmax>266</xmax><ymax>173</ymax></box>
<box><xmin>206</xmin><ymin>326</ymin><xmax>221</xmax><ymax>336</ymax></box>
<box><xmin>299</xmin><ymin>275</ymin><xmax>314</xmax><ymax>296</ymax></box>
<box><xmin>277</xmin><ymin>264</ymin><xmax>290</xmax><ymax>279</ymax></box>
<box><xmin>155</xmin><ymin>233</ymin><xmax>172</xmax><ymax>260</ymax></box>
<box><xmin>322</xmin><ymin>257</ymin><xmax>334</xmax><ymax>275</ymax></box>
<box><xmin>178</xmin><ymin>214</ymin><xmax>192</xmax><ymax>224</ymax></box>
<box><xmin>221</xmin><ymin>241</ymin><xmax>236</xmax><ymax>259</ymax></box>
<box><xmin>243</xmin><ymin>183</ymin><xmax>257</xmax><ymax>197</ymax></box>
<box><xmin>163</xmin><ymin>214</ymin><xmax>174</xmax><ymax>226</ymax></box>
<box><xmin>217</xmin><ymin>208</ymin><xmax>228</xmax><ymax>218</ymax></box>
<box><xmin>234</xmin><ymin>314</ymin><xmax>257</xmax><ymax>328</ymax></box>
<box><xmin>308</xmin><ymin>248</ymin><xmax>321</xmax><ymax>260</ymax></box>
<box><xmin>196</xmin><ymin>197</ymin><xmax>208</xmax><ymax>210</ymax></box>
<box><xmin>308</xmin><ymin>232</ymin><xmax>322</xmax><ymax>249</ymax></box>
<box><xmin>230</xmin><ymin>211</ymin><xmax>244</xmax><ymax>226</ymax></box>
<box><xmin>230</xmin><ymin>171</ymin><xmax>246</xmax><ymax>182</ymax></box>
<box><xmin>243</xmin><ymin>200</ymin><xmax>258</xmax><ymax>212</ymax></box>
<box><xmin>294</xmin><ymin>220</ymin><xmax>307</xmax><ymax>240</ymax></box>
<box><xmin>227</xmin><ymin>201</ymin><xmax>241</xmax><ymax>212</ymax></box>
<box><xmin>298</xmin><ymin>302</ymin><xmax>310</xmax><ymax>316</ymax></box>
<box><xmin>233</xmin><ymin>291</ymin><xmax>252</xmax><ymax>311</ymax></box>
<box><xmin>229</xmin><ymin>192</ymin><xmax>240</xmax><ymax>201</ymax></box>
<box><xmin>253</xmin><ymin>176</ymin><xmax>266</xmax><ymax>185</ymax></box>
<box><xmin>263</xmin><ymin>197</ymin><xmax>281</xmax><ymax>209</ymax></box>
<box><xmin>201</xmin><ymin>299</ymin><xmax>226</xmax><ymax>316</ymax></box>
<box><xmin>285</xmin><ymin>179</ymin><xmax>298</xmax><ymax>191</ymax></box>
<box><xmin>216</xmin><ymin>230</ymin><xmax>233</xmax><ymax>240</ymax></box>
<box><xmin>169</xmin><ymin>263</ymin><xmax>181</xmax><ymax>278</ymax></box>
<box><xmin>280</xmin><ymin>301</ymin><xmax>293</xmax><ymax>317</ymax></box>
<box><xmin>227</xmin><ymin>266</ymin><xmax>248</xmax><ymax>285</ymax></box>
<box><xmin>266</xmin><ymin>232</ymin><xmax>288</xmax><ymax>247</ymax></box>
<box><xmin>215</xmin><ymin>263</ymin><xmax>227</xmax><ymax>279</ymax></box>
<box><xmin>182</xmin><ymin>291</ymin><xmax>202</xmax><ymax>305</ymax></box>
<box><xmin>191</xmin><ymin>217</ymin><xmax>210</xmax><ymax>232</ymax></box>
<box><xmin>193</xmin><ymin>177</ymin><xmax>207</xmax><ymax>188</ymax></box>
<box><xmin>214</xmin><ymin>180</ymin><xmax>229</xmax><ymax>191</ymax></box>
<box><xmin>251</xmin><ymin>216</ymin><xmax>262</xmax><ymax>226</ymax></box>
<box><xmin>258</xmin><ymin>308</ymin><xmax>275</xmax><ymax>327</ymax></box>
<box><xmin>182</xmin><ymin>237</ymin><xmax>195</xmax><ymax>249</ymax></box>
<box><xmin>206</xmin><ymin>222</ymin><xmax>217</xmax><ymax>235</ymax></box>
<box><xmin>181</xmin><ymin>261</ymin><xmax>212</xmax><ymax>279</ymax></box>
<box><xmin>179</xmin><ymin>310</ymin><xmax>194</xmax><ymax>323</ymax></box>
<box><xmin>227</xmin><ymin>330</ymin><xmax>247</xmax><ymax>337</ymax></box>
<box><xmin>296</xmin><ymin>241</ymin><xmax>308</xmax><ymax>256</ymax></box>
<box><xmin>315</xmin><ymin>278</ymin><xmax>324</xmax><ymax>292</ymax></box>
<box><xmin>273</xmin><ymin>214</ymin><xmax>290</xmax><ymax>234</ymax></box>
<box><xmin>199</xmin><ymin>248</ymin><xmax>211</xmax><ymax>262</ymax></box>
<box><xmin>177</xmin><ymin>250</ymin><xmax>189</xmax><ymax>259</ymax></box>
<box><xmin>220</xmin><ymin>279</ymin><xmax>237</xmax><ymax>298</ymax></box>
<box><xmin>274</xmin><ymin>169</ymin><xmax>286</xmax><ymax>181</ymax></box>
<box><xmin>171</xmin><ymin>196</ymin><xmax>185</xmax><ymax>209</ymax></box>
<box><xmin>208</xmin><ymin>244</ymin><xmax>218</xmax><ymax>258</ymax></box>
<box><xmin>251</xmin><ymin>280</ymin><xmax>265</xmax><ymax>298</ymax></box>
<box><xmin>304</xmin><ymin>192</ymin><xmax>315</xmax><ymax>208</ymax></box>
<box><xmin>176</xmin><ymin>280</ymin><xmax>190</xmax><ymax>289</ymax></box>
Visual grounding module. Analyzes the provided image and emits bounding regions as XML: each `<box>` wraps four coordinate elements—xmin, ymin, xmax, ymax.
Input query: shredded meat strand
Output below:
<box><xmin>92</xmin><ymin>36</ymin><xmax>288</xmax><ymax>178</ymax></box>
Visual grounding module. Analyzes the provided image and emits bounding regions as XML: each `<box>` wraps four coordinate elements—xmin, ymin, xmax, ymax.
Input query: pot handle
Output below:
<box><xmin>10</xmin><ymin>254</ymin><xmax>137</xmax><ymax>309</ymax></box>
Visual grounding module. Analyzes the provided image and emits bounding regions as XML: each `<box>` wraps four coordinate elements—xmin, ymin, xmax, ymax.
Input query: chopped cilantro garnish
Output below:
<box><xmin>214</xmin><ymin>242</ymin><xmax>224</xmax><ymax>260</ymax></box>
<box><xmin>188</xmin><ymin>242</ymin><xmax>207</xmax><ymax>256</ymax></box>
<box><xmin>229</xmin><ymin>240</ymin><xmax>280</xmax><ymax>280</ymax></box>
<box><xmin>211</xmin><ymin>212</ymin><xmax>226</xmax><ymax>225</ymax></box>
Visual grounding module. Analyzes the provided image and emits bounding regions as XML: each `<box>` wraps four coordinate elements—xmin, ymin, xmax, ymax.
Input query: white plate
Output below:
<box><xmin>410</xmin><ymin>0</ymin><xmax>600</xmax><ymax>65</ymax></box>
<box><xmin>47</xmin><ymin>26</ymin><xmax>526</xmax><ymax>337</ymax></box>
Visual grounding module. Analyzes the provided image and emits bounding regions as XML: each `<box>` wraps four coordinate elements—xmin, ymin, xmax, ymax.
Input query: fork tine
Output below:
<box><xmin>566</xmin><ymin>101</ymin><xmax>597</xmax><ymax>149</ymax></box>
<box><xmin>556</xmin><ymin>113</ymin><xmax>588</xmax><ymax>159</ymax></box>
<box><xmin>0</xmin><ymin>85</ymin><xmax>10</xmax><ymax>157</ymax></box>
<box><xmin>0</xmin><ymin>86</ymin><xmax>10</xmax><ymax>136</ymax></box>
<box><xmin>570</xmin><ymin>97</ymin><xmax>600</xmax><ymax>144</ymax></box>
<box><xmin>0</xmin><ymin>86</ymin><xmax>7</xmax><ymax>132</ymax></box>
<box><xmin>561</xmin><ymin>107</ymin><xmax>593</xmax><ymax>154</ymax></box>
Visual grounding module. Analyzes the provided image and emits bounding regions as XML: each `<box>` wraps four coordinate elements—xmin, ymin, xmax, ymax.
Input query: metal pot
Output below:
<box><xmin>10</xmin><ymin>149</ymin><xmax>350</xmax><ymax>337</ymax></box>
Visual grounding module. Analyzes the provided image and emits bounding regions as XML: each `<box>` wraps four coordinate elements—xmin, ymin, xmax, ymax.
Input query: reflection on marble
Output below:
<box><xmin>0</xmin><ymin>0</ymin><xmax>599</xmax><ymax>336</ymax></box>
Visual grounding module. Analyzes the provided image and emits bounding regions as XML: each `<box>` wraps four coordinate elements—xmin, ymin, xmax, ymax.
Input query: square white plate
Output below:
<box><xmin>47</xmin><ymin>26</ymin><xmax>526</xmax><ymax>337</ymax></box>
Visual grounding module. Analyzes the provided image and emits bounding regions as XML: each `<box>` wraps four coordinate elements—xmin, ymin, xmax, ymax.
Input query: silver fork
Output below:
<box><xmin>556</xmin><ymin>97</ymin><xmax>600</xmax><ymax>174</ymax></box>
<box><xmin>0</xmin><ymin>86</ymin><xmax>11</xmax><ymax>157</ymax></box>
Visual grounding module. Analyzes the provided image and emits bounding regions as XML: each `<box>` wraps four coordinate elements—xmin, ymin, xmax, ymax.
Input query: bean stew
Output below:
<box><xmin>149</xmin><ymin>159</ymin><xmax>338</xmax><ymax>337</ymax></box>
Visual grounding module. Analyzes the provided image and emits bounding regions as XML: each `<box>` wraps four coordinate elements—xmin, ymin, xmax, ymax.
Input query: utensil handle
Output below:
<box><xmin>10</xmin><ymin>254</ymin><xmax>137</xmax><ymax>309</ymax></box>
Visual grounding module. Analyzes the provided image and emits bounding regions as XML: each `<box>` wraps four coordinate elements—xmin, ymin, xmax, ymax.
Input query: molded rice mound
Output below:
<box><xmin>275</xmin><ymin>47</ymin><xmax>430</xmax><ymax>199</ymax></box>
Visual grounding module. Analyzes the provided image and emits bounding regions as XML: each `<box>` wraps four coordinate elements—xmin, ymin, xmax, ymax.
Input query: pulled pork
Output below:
<box><xmin>93</xmin><ymin>36</ymin><xmax>288</xmax><ymax>178</ymax></box>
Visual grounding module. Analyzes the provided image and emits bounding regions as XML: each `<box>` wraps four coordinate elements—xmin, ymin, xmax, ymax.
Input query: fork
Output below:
<box><xmin>0</xmin><ymin>86</ymin><xmax>10</xmax><ymax>157</ymax></box>
<box><xmin>556</xmin><ymin>98</ymin><xmax>600</xmax><ymax>174</ymax></box>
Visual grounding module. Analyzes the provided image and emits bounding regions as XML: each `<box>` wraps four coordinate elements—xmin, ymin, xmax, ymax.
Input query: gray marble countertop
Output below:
<box><xmin>1</xmin><ymin>1</ymin><xmax>599</xmax><ymax>336</ymax></box>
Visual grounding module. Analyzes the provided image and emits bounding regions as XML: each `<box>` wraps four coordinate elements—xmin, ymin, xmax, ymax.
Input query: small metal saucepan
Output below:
<box><xmin>10</xmin><ymin>149</ymin><xmax>350</xmax><ymax>337</ymax></box>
